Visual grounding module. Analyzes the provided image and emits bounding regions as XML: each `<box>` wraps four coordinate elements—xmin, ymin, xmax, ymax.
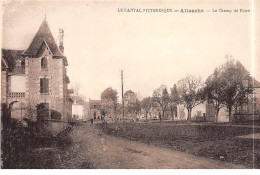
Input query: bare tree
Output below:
<box><xmin>177</xmin><ymin>75</ymin><xmax>204</xmax><ymax>121</ymax></box>
<box><xmin>73</xmin><ymin>81</ymin><xmax>81</xmax><ymax>95</ymax></box>
<box><xmin>152</xmin><ymin>85</ymin><xmax>170</xmax><ymax>121</ymax></box>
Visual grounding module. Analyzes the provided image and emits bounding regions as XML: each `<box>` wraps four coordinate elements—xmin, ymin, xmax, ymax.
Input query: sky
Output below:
<box><xmin>1</xmin><ymin>0</ymin><xmax>255</xmax><ymax>100</ymax></box>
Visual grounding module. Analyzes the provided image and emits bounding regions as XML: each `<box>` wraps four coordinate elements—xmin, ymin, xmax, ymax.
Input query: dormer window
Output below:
<box><xmin>16</xmin><ymin>60</ymin><xmax>21</xmax><ymax>67</ymax></box>
<box><xmin>41</xmin><ymin>57</ymin><xmax>47</xmax><ymax>69</ymax></box>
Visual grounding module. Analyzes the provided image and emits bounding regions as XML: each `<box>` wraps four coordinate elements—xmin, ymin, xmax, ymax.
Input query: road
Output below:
<box><xmin>48</xmin><ymin>124</ymin><xmax>246</xmax><ymax>169</ymax></box>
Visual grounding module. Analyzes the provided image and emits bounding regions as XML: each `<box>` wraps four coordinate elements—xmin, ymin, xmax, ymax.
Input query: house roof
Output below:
<box><xmin>1</xmin><ymin>57</ymin><xmax>8</xmax><ymax>70</ymax></box>
<box><xmin>1</xmin><ymin>49</ymin><xmax>24</xmax><ymax>73</ymax></box>
<box><xmin>89</xmin><ymin>100</ymin><xmax>102</xmax><ymax>104</ymax></box>
<box><xmin>22</xmin><ymin>19</ymin><xmax>64</xmax><ymax>57</ymax></box>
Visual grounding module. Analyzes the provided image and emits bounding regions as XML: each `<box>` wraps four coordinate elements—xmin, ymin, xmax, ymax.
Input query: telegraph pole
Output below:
<box><xmin>121</xmin><ymin>70</ymin><xmax>124</xmax><ymax>122</ymax></box>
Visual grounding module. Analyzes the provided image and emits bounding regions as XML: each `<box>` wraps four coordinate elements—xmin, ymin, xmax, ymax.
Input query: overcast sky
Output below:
<box><xmin>2</xmin><ymin>0</ymin><xmax>254</xmax><ymax>100</ymax></box>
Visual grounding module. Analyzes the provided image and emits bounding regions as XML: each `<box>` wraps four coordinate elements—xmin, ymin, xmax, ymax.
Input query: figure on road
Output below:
<box><xmin>159</xmin><ymin>112</ymin><xmax>162</xmax><ymax>122</ymax></box>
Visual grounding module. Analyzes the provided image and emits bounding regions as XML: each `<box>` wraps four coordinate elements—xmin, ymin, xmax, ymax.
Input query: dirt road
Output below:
<box><xmin>52</xmin><ymin>124</ymin><xmax>246</xmax><ymax>169</ymax></box>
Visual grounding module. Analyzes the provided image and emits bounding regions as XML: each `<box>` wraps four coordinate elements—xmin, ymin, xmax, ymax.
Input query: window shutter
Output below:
<box><xmin>45</xmin><ymin>78</ymin><xmax>49</xmax><ymax>92</ymax></box>
<box><xmin>40</xmin><ymin>79</ymin><xmax>43</xmax><ymax>93</ymax></box>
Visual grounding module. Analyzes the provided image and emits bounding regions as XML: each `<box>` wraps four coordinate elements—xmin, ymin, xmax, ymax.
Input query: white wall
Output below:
<box><xmin>177</xmin><ymin>103</ymin><xmax>206</xmax><ymax>120</ymax></box>
<box><xmin>218</xmin><ymin>107</ymin><xmax>230</xmax><ymax>122</ymax></box>
<box><xmin>72</xmin><ymin>104</ymin><xmax>84</xmax><ymax>119</ymax></box>
<box><xmin>9</xmin><ymin>75</ymin><xmax>26</xmax><ymax>92</ymax></box>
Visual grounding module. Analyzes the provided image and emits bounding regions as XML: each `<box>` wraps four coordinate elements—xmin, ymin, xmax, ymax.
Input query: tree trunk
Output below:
<box><xmin>228</xmin><ymin>106</ymin><xmax>232</xmax><ymax>124</ymax></box>
<box><xmin>215</xmin><ymin>108</ymin><xmax>220</xmax><ymax>123</ymax></box>
<box><xmin>113</xmin><ymin>105</ymin><xmax>117</xmax><ymax>121</ymax></box>
<box><xmin>187</xmin><ymin>108</ymin><xmax>191</xmax><ymax>121</ymax></box>
<box><xmin>171</xmin><ymin>108</ymin><xmax>174</xmax><ymax>121</ymax></box>
<box><xmin>162</xmin><ymin>110</ymin><xmax>165</xmax><ymax>122</ymax></box>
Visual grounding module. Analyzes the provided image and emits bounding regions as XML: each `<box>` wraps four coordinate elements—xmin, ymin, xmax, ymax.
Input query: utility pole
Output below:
<box><xmin>21</xmin><ymin>102</ymin><xmax>22</xmax><ymax>121</ymax></box>
<box><xmin>121</xmin><ymin>70</ymin><xmax>124</xmax><ymax>122</ymax></box>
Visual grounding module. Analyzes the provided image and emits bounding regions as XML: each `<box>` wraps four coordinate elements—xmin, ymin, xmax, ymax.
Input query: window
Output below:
<box><xmin>41</xmin><ymin>57</ymin><xmax>47</xmax><ymax>69</ymax></box>
<box><xmin>16</xmin><ymin>60</ymin><xmax>21</xmax><ymax>67</ymax></box>
<box><xmin>40</xmin><ymin>78</ymin><xmax>49</xmax><ymax>93</ymax></box>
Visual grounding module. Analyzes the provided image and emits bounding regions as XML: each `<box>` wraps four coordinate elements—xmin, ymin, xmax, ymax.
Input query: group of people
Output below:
<box><xmin>90</xmin><ymin>111</ymin><xmax>106</xmax><ymax>125</ymax></box>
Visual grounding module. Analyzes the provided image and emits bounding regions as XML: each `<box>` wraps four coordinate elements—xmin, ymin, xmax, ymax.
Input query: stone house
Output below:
<box><xmin>88</xmin><ymin>99</ymin><xmax>114</xmax><ymax>120</ymax></box>
<box><xmin>1</xmin><ymin>18</ymin><xmax>73</xmax><ymax>124</ymax></box>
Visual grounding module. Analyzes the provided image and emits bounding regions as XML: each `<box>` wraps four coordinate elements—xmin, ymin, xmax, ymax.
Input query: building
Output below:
<box><xmin>88</xmin><ymin>99</ymin><xmax>114</xmax><ymax>121</ymax></box>
<box><xmin>72</xmin><ymin>95</ymin><xmax>88</xmax><ymax>121</ymax></box>
<box><xmin>176</xmin><ymin>80</ymin><xmax>260</xmax><ymax>123</ymax></box>
<box><xmin>1</xmin><ymin>17</ymin><xmax>73</xmax><ymax>124</ymax></box>
<box><xmin>177</xmin><ymin>103</ymin><xmax>208</xmax><ymax>121</ymax></box>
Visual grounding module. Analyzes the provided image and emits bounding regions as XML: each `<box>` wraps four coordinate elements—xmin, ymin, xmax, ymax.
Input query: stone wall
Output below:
<box><xmin>44</xmin><ymin>119</ymin><xmax>70</xmax><ymax>136</ymax></box>
<box><xmin>26</xmin><ymin>47</ymin><xmax>65</xmax><ymax>119</ymax></box>
<box><xmin>1</xmin><ymin>70</ymin><xmax>7</xmax><ymax>103</ymax></box>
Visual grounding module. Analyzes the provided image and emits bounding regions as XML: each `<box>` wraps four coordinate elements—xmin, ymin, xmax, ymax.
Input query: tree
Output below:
<box><xmin>141</xmin><ymin>97</ymin><xmax>153</xmax><ymax>120</ymax></box>
<box><xmin>169</xmin><ymin>84</ymin><xmax>180</xmax><ymax>121</ymax></box>
<box><xmin>124</xmin><ymin>90</ymin><xmax>141</xmax><ymax>119</ymax></box>
<box><xmin>101</xmin><ymin>87</ymin><xmax>118</xmax><ymax>119</ymax></box>
<box><xmin>209</xmin><ymin>59</ymin><xmax>253</xmax><ymax>123</ymax></box>
<box><xmin>204</xmin><ymin>67</ymin><xmax>226</xmax><ymax>122</ymax></box>
<box><xmin>152</xmin><ymin>85</ymin><xmax>170</xmax><ymax>121</ymax></box>
<box><xmin>177</xmin><ymin>75</ymin><xmax>204</xmax><ymax>121</ymax></box>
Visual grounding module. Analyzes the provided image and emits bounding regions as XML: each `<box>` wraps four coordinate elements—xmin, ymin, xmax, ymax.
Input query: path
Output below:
<box><xmin>53</xmin><ymin>124</ymin><xmax>246</xmax><ymax>169</ymax></box>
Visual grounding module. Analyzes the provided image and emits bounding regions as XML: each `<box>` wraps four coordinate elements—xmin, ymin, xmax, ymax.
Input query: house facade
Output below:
<box><xmin>72</xmin><ymin>95</ymin><xmax>88</xmax><ymax>121</ymax></box>
<box><xmin>88</xmin><ymin>99</ymin><xmax>114</xmax><ymax>121</ymax></box>
<box><xmin>1</xmin><ymin>18</ymin><xmax>72</xmax><ymax>123</ymax></box>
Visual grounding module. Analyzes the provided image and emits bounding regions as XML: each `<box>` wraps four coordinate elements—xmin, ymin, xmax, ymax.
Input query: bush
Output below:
<box><xmin>51</xmin><ymin>110</ymin><xmax>62</xmax><ymax>120</ymax></box>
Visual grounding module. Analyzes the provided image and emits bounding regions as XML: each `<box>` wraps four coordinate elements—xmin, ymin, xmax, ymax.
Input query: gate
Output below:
<box><xmin>36</xmin><ymin>103</ymin><xmax>49</xmax><ymax>134</ymax></box>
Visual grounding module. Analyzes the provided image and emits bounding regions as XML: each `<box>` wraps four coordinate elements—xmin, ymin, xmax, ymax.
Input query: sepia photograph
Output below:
<box><xmin>1</xmin><ymin>0</ymin><xmax>260</xmax><ymax>170</ymax></box>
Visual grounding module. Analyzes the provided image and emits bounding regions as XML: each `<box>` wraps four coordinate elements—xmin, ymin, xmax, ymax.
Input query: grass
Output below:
<box><xmin>97</xmin><ymin>122</ymin><xmax>260</xmax><ymax>168</ymax></box>
<box><xmin>1</xmin><ymin>120</ymin><xmax>73</xmax><ymax>169</ymax></box>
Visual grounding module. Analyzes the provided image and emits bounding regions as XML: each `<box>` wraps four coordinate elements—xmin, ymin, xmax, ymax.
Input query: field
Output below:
<box><xmin>98</xmin><ymin>122</ymin><xmax>260</xmax><ymax>168</ymax></box>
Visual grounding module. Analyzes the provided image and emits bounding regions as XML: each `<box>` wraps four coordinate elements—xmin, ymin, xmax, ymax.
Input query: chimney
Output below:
<box><xmin>59</xmin><ymin>29</ymin><xmax>64</xmax><ymax>53</ymax></box>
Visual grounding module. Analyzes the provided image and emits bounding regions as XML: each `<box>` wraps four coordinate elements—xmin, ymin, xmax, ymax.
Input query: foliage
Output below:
<box><xmin>152</xmin><ymin>85</ymin><xmax>170</xmax><ymax>120</ymax></box>
<box><xmin>169</xmin><ymin>84</ymin><xmax>180</xmax><ymax>120</ymax></box>
<box><xmin>124</xmin><ymin>90</ymin><xmax>141</xmax><ymax>118</ymax></box>
<box><xmin>101</xmin><ymin>87</ymin><xmax>118</xmax><ymax>117</ymax></box>
<box><xmin>205</xmin><ymin>59</ymin><xmax>253</xmax><ymax>122</ymax></box>
<box><xmin>141</xmin><ymin>97</ymin><xmax>153</xmax><ymax>119</ymax></box>
<box><xmin>51</xmin><ymin>110</ymin><xmax>62</xmax><ymax>120</ymax></box>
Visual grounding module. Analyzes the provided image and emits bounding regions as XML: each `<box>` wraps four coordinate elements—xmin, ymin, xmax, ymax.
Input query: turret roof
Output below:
<box><xmin>22</xmin><ymin>19</ymin><xmax>64</xmax><ymax>57</ymax></box>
